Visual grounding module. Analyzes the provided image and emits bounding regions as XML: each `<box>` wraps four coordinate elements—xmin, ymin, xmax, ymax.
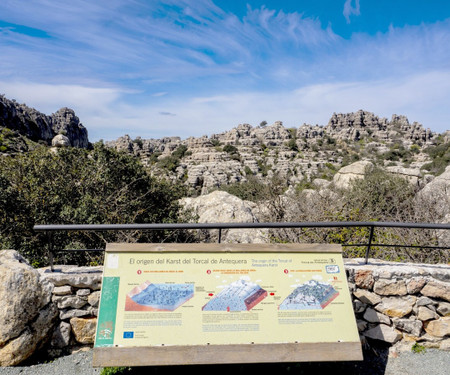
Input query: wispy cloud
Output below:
<box><xmin>0</xmin><ymin>0</ymin><xmax>449</xmax><ymax>140</ymax></box>
<box><xmin>343</xmin><ymin>0</ymin><xmax>360</xmax><ymax>24</ymax></box>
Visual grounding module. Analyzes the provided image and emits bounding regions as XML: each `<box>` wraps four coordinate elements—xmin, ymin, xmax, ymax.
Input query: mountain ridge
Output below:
<box><xmin>1</xmin><ymin>94</ymin><xmax>449</xmax><ymax>196</ymax></box>
<box><xmin>105</xmin><ymin>109</ymin><xmax>446</xmax><ymax>194</ymax></box>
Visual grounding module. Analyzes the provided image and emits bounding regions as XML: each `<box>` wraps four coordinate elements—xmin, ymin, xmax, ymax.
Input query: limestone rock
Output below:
<box><xmin>88</xmin><ymin>291</ymin><xmax>101</xmax><ymax>307</ymax></box>
<box><xmin>364</xmin><ymin>324</ymin><xmax>402</xmax><ymax>344</ymax></box>
<box><xmin>333</xmin><ymin>161</ymin><xmax>373</xmax><ymax>190</ymax></box>
<box><xmin>424</xmin><ymin>317</ymin><xmax>450</xmax><ymax>338</ymax></box>
<box><xmin>51</xmin><ymin>321</ymin><xmax>71</xmax><ymax>348</ymax></box>
<box><xmin>51</xmin><ymin>134</ymin><xmax>70</xmax><ymax>147</ymax></box>
<box><xmin>407</xmin><ymin>277</ymin><xmax>427</xmax><ymax>294</ymax></box>
<box><xmin>40</xmin><ymin>265</ymin><xmax>103</xmax><ymax>290</ymax></box>
<box><xmin>0</xmin><ymin>95</ymin><xmax>89</xmax><ymax>148</ymax></box>
<box><xmin>421</xmin><ymin>280</ymin><xmax>450</xmax><ymax>302</ymax></box>
<box><xmin>0</xmin><ymin>250</ymin><xmax>58</xmax><ymax>366</ymax></box>
<box><xmin>392</xmin><ymin>318</ymin><xmax>423</xmax><ymax>337</ymax></box>
<box><xmin>52</xmin><ymin>295</ymin><xmax>88</xmax><ymax>309</ymax></box>
<box><xmin>437</xmin><ymin>302</ymin><xmax>450</xmax><ymax>316</ymax></box>
<box><xmin>386</xmin><ymin>166</ymin><xmax>422</xmax><ymax>187</ymax></box>
<box><xmin>354</xmin><ymin>269</ymin><xmax>375</xmax><ymax>290</ymax></box>
<box><xmin>363</xmin><ymin>307</ymin><xmax>391</xmax><ymax>324</ymax></box>
<box><xmin>180</xmin><ymin>190</ymin><xmax>268</xmax><ymax>243</ymax></box>
<box><xmin>375</xmin><ymin>296</ymin><xmax>417</xmax><ymax>318</ymax></box>
<box><xmin>353</xmin><ymin>289</ymin><xmax>382</xmax><ymax>305</ymax></box>
<box><xmin>70</xmin><ymin>317</ymin><xmax>97</xmax><ymax>344</ymax></box>
<box><xmin>373</xmin><ymin>279</ymin><xmax>408</xmax><ymax>296</ymax></box>
<box><xmin>53</xmin><ymin>285</ymin><xmax>73</xmax><ymax>296</ymax></box>
<box><xmin>418</xmin><ymin>306</ymin><xmax>439</xmax><ymax>321</ymax></box>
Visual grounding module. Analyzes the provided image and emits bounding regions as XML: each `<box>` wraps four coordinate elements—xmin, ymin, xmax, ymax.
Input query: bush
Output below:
<box><xmin>422</xmin><ymin>141</ymin><xmax>450</xmax><ymax>175</ymax></box>
<box><xmin>259</xmin><ymin>167</ymin><xmax>449</xmax><ymax>263</ymax></box>
<box><xmin>0</xmin><ymin>143</ymin><xmax>194</xmax><ymax>266</ymax></box>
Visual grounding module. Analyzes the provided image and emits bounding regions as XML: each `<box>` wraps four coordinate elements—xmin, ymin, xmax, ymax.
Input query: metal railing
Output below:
<box><xmin>33</xmin><ymin>221</ymin><xmax>450</xmax><ymax>270</ymax></box>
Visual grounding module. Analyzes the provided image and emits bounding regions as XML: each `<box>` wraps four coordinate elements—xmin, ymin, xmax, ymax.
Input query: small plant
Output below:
<box><xmin>100</xmin><ymin>367</ymin><xmax>132</xmax><ymax>375</ymax></box>
<box><xmin>411</xmin><ymin>343</ymin><xmax>426</xmax><ymax>354</ymax></box>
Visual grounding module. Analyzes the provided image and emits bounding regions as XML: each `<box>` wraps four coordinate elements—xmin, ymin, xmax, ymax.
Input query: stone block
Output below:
<box><xmin>70</xmin><ymin>317</ymin><xmax>97</xmax><ymax>344</ymax></box>
<box><xmin>424</xmin><ymin>317</ymin><xmax>450</xmax><ymax>338</ymax></box>
<box><xmin>51</xmin><ymin>321</ymin><xmax>71</xmax><ymax>348</ymax></box>
<box><xmin>375</xmin><ymin>296</ymin><xmax>417</xmax><ymax>318</ymax></box>
<box><xmin>373</xmin><ymin>279</ymin><xmax>407</xmax><ymax>296</ymax></box>
<box><xmin>364</xmin><ymin>324</ymin><xmax>402</xmax><ymax>344</ymax></box>
<box><xmin>363</xmin><ymin>307</ymin><xmax>391</xmax><ymax>324</ymax></box>
<box><xmin>421</xmin><ymin>280</ymin><xmax>450</xmax><ymax>302</ymax></box>
<box><xmin>353</xmin><ymin>289</ymin><xmax>382</xmax><ymax>305</ymax></box>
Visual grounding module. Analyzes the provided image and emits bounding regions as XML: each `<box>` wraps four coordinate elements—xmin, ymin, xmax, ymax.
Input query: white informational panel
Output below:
<box><xmin>93</xmin><ymin>243</ymin><xmax>363</xmax><ymax>367</ymax></box>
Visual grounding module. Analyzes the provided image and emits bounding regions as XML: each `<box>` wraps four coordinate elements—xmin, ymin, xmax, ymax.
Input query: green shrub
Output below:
<box><xmin>0</xmin><ymin>142</ymin><xmax>193</xmax><ymax>266</ymax></box>
<box><xmin>100</xmin><ymin>367</ymin><xmax>132</xmax><ymax>375</ymax></box>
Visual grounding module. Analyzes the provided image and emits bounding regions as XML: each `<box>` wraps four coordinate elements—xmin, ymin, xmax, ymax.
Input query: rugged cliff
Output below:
<box><xmin>0</xmin><ymin>95</ymin><xmax>89</xmax><ymax>151</ymax></box>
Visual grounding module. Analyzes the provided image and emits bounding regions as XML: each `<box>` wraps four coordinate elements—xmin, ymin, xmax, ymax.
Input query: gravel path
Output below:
<box><xmin>0</xmin><ymin>346</ymin><xmax>448</xmax><ymax>375</ymax></box>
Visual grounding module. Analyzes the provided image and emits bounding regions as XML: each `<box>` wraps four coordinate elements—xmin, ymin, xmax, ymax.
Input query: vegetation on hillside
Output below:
<box><xmin>0</xmin><ymin>142</ymin><xmax>195</xmax><ymax>267</ymax></box>
<box><xmin>219</xmin><ymin>167</ymin><xmax>449</xmax><ymax>264</ymax></box>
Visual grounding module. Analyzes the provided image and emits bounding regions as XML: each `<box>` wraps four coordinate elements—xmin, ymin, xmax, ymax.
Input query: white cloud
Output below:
<box><xmin>1</xmin><ymin>1</ymin><xmax>450</xmax><ymax>142</ymax></box>
<box><xmin>65</xmin><ymin>70</ymin><xmax>449</xmax><ymax>142</ymax></box>
<box><xmin>0</xmin><ymin>81</ymin><xmax>122</xmax><ymax>115</ymax></box>
<box><xmin>343</xmin><ymin>0</ymin><xmax>361</xmax><ymax>24</ymax></box>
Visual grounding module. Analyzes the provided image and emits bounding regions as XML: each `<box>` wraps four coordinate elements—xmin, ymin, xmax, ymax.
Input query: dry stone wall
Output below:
<box><xmin>345</xmin><ymin>259</ymin><xmax>450</xmax><ymax>350</ymax></box>
<box><xmin>38</xmin><ymin>265</ymin><xmax>103</xmax><ymax>357</ymax></box>
<box><xmin>1</xmin><ymin>249</ymin><xmax>449</xmax><ymax>366</ymax></box>
<box><xmin>39</xmin><ymin>259</ymin><xmax>450</xmax><ymax>357</ymax></box>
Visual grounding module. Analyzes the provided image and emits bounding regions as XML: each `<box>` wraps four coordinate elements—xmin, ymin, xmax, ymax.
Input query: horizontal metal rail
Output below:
<box><xmin>33</xmin><ymin>221</ymin><xmax>450</xmax><ymax>231</ymax></box>
<box><xmin>33</xmin><ymin>221</ymin><xmax>450</xmax><ymax>270</ymax></box>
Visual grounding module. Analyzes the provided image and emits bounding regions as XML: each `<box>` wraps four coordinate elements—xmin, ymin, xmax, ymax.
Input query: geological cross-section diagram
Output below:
<box><xmin>279</xmin><ymin>280</ymin><xmax>339</xmax><ymax>310</ymax></box>
<box><xmin>125</xmin><ymin>281</ymin><xmax>194</xmax><ymax>311</ymax></box>
<box><xmin>202</xmin><ymin>279</ymin><xmax>267</xmax><ymax>311</ymax></box>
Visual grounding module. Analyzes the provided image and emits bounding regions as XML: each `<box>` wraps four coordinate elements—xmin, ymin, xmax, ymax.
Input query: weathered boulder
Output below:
<box><xmin>180</xmin><ymin>190</ymin><xmax>268</xmax><ymax>243</ymax></box>
<box><xmin>51</xmin><ymin>134</ymin><xmax>71</xmax><ymax>147</ymax></box>
<box><xmin>0</xmin><ymin>250</ymin><xmax>58</xmax><ymax>366</ymax></box>
<box><xmin>386</xmin><ymin>166</ymin><xmax>422</xmax><ymax>187</ymax></box>
<box><xmin>332</xmin><ymin>160</ymin><xmax>373</xmax><ymax>190</ymax></box>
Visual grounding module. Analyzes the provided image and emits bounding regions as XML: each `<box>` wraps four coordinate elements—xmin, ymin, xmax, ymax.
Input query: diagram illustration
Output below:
<box><xmin>202</xmin><ymin>279</ymin><xmax>267</xmax><ymax>311</ymax></box>
<box><xmin>125</xmin><ymin>281</ymin><xmax>194</xmax><ymax>311</ymax></box>
<box><xmin>279</xmin><ymin>280</ymin><xmax>339</xmax><ymax>310</ymax></box>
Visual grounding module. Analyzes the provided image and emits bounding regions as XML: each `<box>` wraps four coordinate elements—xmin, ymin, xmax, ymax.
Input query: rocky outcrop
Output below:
<box><xmin>0</xmin><ymin>95</ymin><xmax>89</xmax><ymax>149</ymax></box>
<box><xmin>0</xmin><ymin>250</ymin><xmax>58</xmax><ymax>366</ymax></box>
<box><xmin>180</xmin><ymin>190</ymin><xmax>268</xmax><ymax>243</ymax></box>
<box><xmin>106</xmin><ymin>110</ymin><xmax>438</xmax><ymax>194</ymax></box>
<box><xmin>333</xmin><ymin>160</ymin><xmax>374</xmax><ymax>190</ymax></box>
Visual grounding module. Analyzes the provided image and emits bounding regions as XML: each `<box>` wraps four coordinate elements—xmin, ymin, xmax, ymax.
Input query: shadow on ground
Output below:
<box><xmin>103</xmin><ymin>340</ymin><xmax>390</xmax><ymax>375</ymax></box>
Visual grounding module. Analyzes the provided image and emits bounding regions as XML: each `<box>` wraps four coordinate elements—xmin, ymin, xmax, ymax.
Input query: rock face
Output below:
<box><xmin>0</xmin><ymin>95</ymin><xmax>89</xmax><ymax>149</ymax></box>
<box><xmin>333</xmin><ymin>160</ymin><xmax>374</xmax><ymax>190</ymax></box>
<box><xmin>0</xmin><ymin>250</ymin><xmax>58</xmax><ymax>366</ymax></box>
<box><xmin>180</xmin><ymin>190</ymin><xmax>268</xmax><ymax>243</ymax></box>
<box><xmin>105</xmin><ymin>110</ymin><xmax>438</xmax><ymax>194</ymax></box>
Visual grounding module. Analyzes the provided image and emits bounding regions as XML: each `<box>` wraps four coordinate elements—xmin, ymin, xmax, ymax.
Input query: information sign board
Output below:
<box><xmin>93</xmin><ymin>243</ymin><xmax>362</xmax><ymax>367</ymax></box>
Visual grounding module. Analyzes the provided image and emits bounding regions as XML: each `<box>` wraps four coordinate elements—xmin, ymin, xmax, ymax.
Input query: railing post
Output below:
<box><xmin>365</xmin><ymin>225</ymin><xmax>375</xmax><ymax>264</ymax></box>
<box><xmin>47</xmin><ymin>231</ymin><xmax>54</xmax><ymax>272</ymax></box>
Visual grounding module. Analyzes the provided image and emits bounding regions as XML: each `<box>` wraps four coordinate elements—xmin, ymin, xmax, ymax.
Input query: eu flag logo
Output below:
<box><xmin>123</xmin><ymin>331</ymin><xmax>134</xmax><ymax>339</ymax></box>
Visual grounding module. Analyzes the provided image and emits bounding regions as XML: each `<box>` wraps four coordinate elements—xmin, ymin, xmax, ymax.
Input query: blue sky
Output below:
<box><xmin>1</xmin><ymin>0</ymin><xmax>450</xmax><ymax>142</ymax></box>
